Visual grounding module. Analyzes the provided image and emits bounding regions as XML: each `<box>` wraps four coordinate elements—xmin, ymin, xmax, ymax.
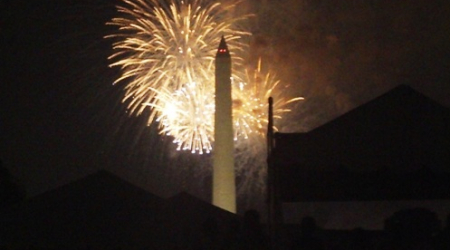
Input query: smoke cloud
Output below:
<box><xmin>245</xmin><ymin>0</ymin><xmax>450</xmax><ymax>131</ymax></box>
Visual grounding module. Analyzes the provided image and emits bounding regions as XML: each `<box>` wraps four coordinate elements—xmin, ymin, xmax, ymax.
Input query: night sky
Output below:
<box><xmin>1</xmin><ymin>0</ymin><xmax>450</xmax><ymax>212</ymax></box>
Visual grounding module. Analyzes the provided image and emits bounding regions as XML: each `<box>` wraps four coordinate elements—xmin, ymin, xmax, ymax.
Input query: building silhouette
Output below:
<box><xmin>270</xmin><ymin>84</ymin><xmax>450</xmax><ymax>228</ymax></box>
<box><xmin>0</xmin><ymin>170</ymin><xmax>238</xmax><ymax>249</ymax></box>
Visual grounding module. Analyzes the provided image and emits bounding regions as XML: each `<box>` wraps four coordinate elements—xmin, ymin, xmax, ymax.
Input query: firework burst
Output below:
<box><xmin>233</xmin><ymin>59</ymin><xmax>304</xmax><ymax>146</ymax></box>
<box><xmin>149</xmin><ymin>80</ymin><xmax>215</xmax><ymax>154</ymax></box>
<box><xmin>107</xmin><ymin>0</ymin><xmax>304</xmax><ymax>155</ymax></box>
<box><xmin>229</xmin><ymin>60</ymin><xmax>303</xmax><ymax>199</ymax></box>
<box><xmin>107</xmin><ymin>0</ymin><xmax>304</xmax><ymax>207</ymax></box>
<box><xmin>147</xmin><ymin>59</ymin><xmax>303</xmax><ymax>157</ymax></box>
<box><xmin>106</xmin><ymin>0</ymin><xmax>250</xmax><ymax>122</ymax></box>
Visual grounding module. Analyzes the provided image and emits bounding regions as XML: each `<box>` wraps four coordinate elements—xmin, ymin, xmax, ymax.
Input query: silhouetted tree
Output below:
<box><xmin>0</xmin><ymin>159</ymin><xmax>25</xmax><ymax>208</ymax></box>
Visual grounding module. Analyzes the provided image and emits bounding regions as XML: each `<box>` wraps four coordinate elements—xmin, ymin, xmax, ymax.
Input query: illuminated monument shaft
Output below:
<box><xmin>213</xmin><ymin>36</ymin><xmax>236</xmax><ymax>213</ymax></box>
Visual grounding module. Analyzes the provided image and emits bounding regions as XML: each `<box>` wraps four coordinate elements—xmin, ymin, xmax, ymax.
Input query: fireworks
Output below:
<box><xmin>107</xmin><ymin>0</ymin><xmax>303</xmax><ymax>154</ymax></box>
<box><xmin>148</xmin><ymin>59</ymin><xmax>303</xmax><ymax>155</ymax></box>
<box><xmin>107</xmin><ymin>0</ymin><xmax>304</xmax><ymax>207</ymax></box>
<box><xmin>106</xmin><ymin>0</ymin><xmax>249</xmax><ymax>123</ymax></box>
<box><xmin>149</xmin><ymin>80</ymin><xmax>215</xmax><ymax>154</ymax></box>
<box><xmin>233</xmin><ymin>59</ymin><xmax>304</xmax><ymax>146</ymax></box>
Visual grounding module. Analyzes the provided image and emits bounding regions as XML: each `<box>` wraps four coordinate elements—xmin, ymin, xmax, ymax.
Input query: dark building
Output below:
<box><xmin>271</xmin><ymin>85</ymin><xmax>450</xmax><ymax>229</ymax></box>
<box><xmin>0</xmin><ymin>170</ymin><xmax>239</xmax><ymax>249</ymax></box>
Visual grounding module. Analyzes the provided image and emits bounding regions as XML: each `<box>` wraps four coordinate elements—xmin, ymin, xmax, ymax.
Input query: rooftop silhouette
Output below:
<box><xmin>0</xmin><ymin>170</ymin><xmax>240</xmax><ymax>249</ymax></box>
<box><xmin>273</xmin><ymin>84</ymin><xmax>450</xmax><ymax>202</ymax></box>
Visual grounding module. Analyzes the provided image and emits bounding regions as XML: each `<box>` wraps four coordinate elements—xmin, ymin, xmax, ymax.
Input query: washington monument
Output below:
<box><xmin>213</xmin><ymin>36</ymin><xmax>236</xmax><ymax>213</ymax></box>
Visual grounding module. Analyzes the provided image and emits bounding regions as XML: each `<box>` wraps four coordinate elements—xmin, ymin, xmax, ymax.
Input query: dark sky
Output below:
<box><xmin>1</xmin><ymin>0</ymin><xmax>450</xmax><ymax>211</ymax></box>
